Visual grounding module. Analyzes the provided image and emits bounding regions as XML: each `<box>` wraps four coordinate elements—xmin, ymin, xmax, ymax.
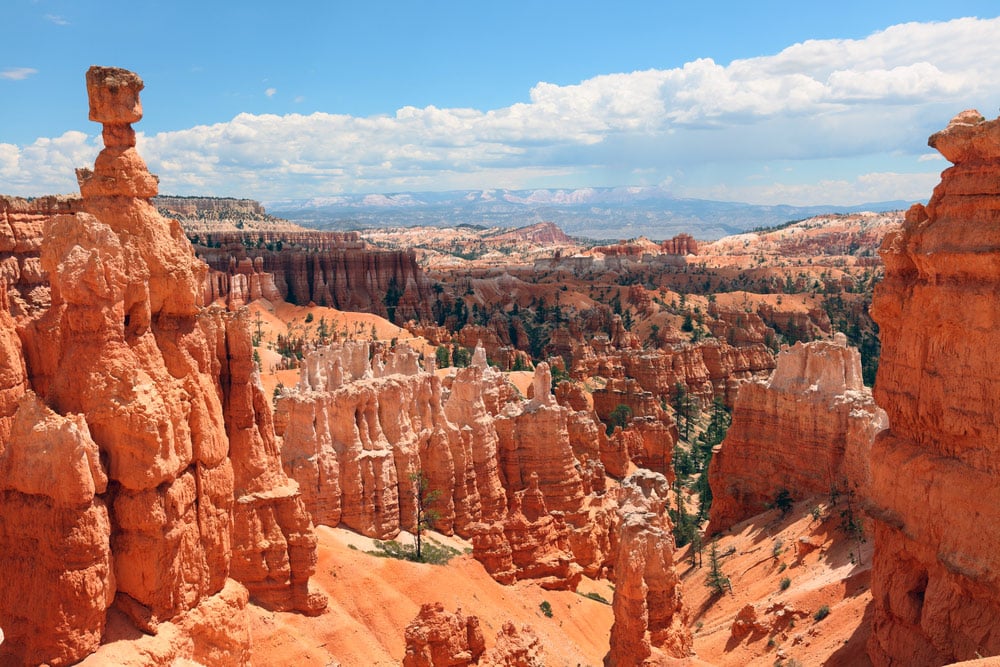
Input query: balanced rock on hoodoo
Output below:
<box><xmin>0</xmin><ymin>66</ymin><xmax>324</xmax><ymax>666</ymax></box>
<box><xmin>867</xmin><ymin>110</ymin><xmax>1000</xmax><ymax>665</ymax></box>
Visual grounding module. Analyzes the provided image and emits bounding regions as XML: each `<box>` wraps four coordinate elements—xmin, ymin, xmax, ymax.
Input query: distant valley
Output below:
<box><xmin>266</xmin><ymin>186</ymin><xmax>913</xmax><ymax>240</ymax></box>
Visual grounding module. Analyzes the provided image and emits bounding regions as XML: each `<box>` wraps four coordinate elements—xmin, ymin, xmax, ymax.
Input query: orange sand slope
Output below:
<box><xmin>250</xmin><ymin>526</ymin><xmax>615</xmax><ymax>666</ymax></box>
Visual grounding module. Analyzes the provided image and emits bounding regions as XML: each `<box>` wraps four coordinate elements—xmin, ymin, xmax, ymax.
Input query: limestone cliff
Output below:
<box><xmin>707</xmin><ymin>334</ymin><xmax>885</xmax><ymax>534</ymax></box>
<box><xmin>0</xmin><ymin>66</ymin><xmax>323</xmax><ymax>666</ymax></box>
<box><xmin>867</xmin><ymin>110</ymin><xmax>1000</xmax><ymax>665</ymax></box>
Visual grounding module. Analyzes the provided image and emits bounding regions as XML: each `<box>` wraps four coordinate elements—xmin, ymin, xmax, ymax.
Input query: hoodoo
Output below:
<box><xmin>707</xmin><ymin>334</ymin><xmax>886</xmax><ymax>534</ymax></box>
<box><xmin>0</xmin><ymin>66</ymin><xmax>324</xmax><ymax>665</ymax></box>
<box><xmin>868</xmin><ymin>110</ymin><xmax>1000</xmax><ymax>665</ymax></box>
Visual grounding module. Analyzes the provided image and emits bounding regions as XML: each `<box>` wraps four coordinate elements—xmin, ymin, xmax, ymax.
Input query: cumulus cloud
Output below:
<box><xmin>2</xmin><ymin>16</ymin><xmax>999</xmax><ymax>202</ymax></box>
<box><xmin>265</xmin><ymin>87</ymin><xmax>277</xmax><ymax>98</ymax></box>
<box><xmin>1</xmin><ymin>67</ymin><xmax>38</xmax><ymax>81</ymax></box>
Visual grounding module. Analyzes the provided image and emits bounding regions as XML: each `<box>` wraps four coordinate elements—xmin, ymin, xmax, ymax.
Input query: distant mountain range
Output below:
<box><xmin>265</xmin><ymin>186</ymin><xmax>914</xmax><ymax>241</ymax></box>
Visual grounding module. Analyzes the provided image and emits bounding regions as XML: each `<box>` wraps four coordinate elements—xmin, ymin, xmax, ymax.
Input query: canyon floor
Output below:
<box><xmin>247</xmin><ymin>494</ymin><xmax>871</xmax><ymax>666</ymax></box>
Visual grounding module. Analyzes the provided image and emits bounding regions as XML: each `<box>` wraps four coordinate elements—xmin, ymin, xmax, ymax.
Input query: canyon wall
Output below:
<box><xmin>154</xmin><ymin>195</ymin><xmax>266</xmax><ymax>219</ymax></box>
<box><xmin>867</xmin><ymin>110</ymin><xmax>1000</xmax><ymax>665</ymax></box>
<box><xmin>0</xmin><ymin>66</ymin><xmax>323</xmax><ymax>666</ymax></box>
<box><xmin>194</xmin><ymin>231</ymin><xmax>434</xmax><ymax>321</ymax></box>
<box><xmin>707</xmin><ymin>334</ymin><xmax>886</xmax><ymax>534</ymax></box>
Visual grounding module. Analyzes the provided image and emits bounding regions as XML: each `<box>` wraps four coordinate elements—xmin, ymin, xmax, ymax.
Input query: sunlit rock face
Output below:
<box><xmin>707</xmin><ymin>335</ymin><xmax>886</xmax><ymax>535</ymax></box>
<box><xmin>0</xmin><ymin>66</ymin><xmax>324</xmax><ymax>666</ymax></box>
<box><xmin>868</xmin><ymin>110</ymin><xmax>1000</xmax><ymax>666</ymax></box>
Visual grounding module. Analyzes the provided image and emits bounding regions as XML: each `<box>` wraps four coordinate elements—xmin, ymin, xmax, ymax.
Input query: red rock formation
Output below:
<box><xmin>606</xmin><ymin>470</ymin><xmax>691</xmax><ymax>665</ymax></box>
<box><xmin>661</xmin><ymin>233</ymin><xmax>698</xmax><ymax>255</ymax></box>
<box><xmin>402</xmin><ymin>603</ymin><xmax>543</xmax><ymax>667</ymax></box>
<box><xmin>193</xmin><ymin>230</ymin><xmax>434</xmax><ymax>321</ymax></box>
<box><xmin>0</xmin><ymin>195</ymin><xmax>81</xmax><ymax>317</ymax></box>
<box><xmin>707</xmin><ymin>335</ymin><xmax>885</xmax><ymax>534</ymax></box>
<box><xmin>0</xmin><ymin>66</ymin><xmax>323</xmax><ymax>664</ymax></box>
<box><xmin>867</xmin><ymin>110</ymin><xmax>1000</xmax><ymax>665</ymax></box>
<box><xmin>0</xmin><ymin>393</ymin><xmax>113</xmax><ymax>666</ymax></box>
<box><xmin>479</xmin><ymin>622</ymin><xmax>544</xmax><ymax>666</ymax></box>
<box><xmin>470</xmin><ymin>473</ymin><xmax>583</xmax><ymax>591</ymax></box>
<box><xmin>403</xmin><ymin>602</ymin><xmax>486</xmax><ymax>667</ymax></box>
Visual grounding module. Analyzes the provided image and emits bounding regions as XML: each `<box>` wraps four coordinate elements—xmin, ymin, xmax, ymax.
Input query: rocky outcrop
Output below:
<box><xmin>403</xmin><ymin>602</ymin><xmax>486</xmax><ymax>667</ymax></box>
<box><xmin>279</xmin><ymin>346</ymin><xmax>622</xmax><ymax>587</ymax></box>
<box><xmin>0</xmin><ymin>195</ymin><xmax>82</xmax><ymax>317</ymax></box>
<box><xmin>276</xmin><ymin>341</ymin><xmax>507</xmax><ymax>539</ymax></box>
<box><xmin>402</xmin><ymin>603</ymin><xmax>543</xmax><ymax>667</ymax></box>
<box><xmin>707</xmin><ymin>335</ymin><xmax>886</xmax><ymax>534</ymax></box>
<box><xmin>661</xmin><ymin>233</ymin><xmax>698</xmax><ymax>255</ymax></box>
<box><xmin>0</xmin><ymin>66</ymin><xmax>323</xmax><ymax>665</ymax></box>
<box><xmin>605</xmin><ymin>470</ymin><xmax>691</xmax><ymax>665</ymax></box>
<box><xmin>479</xmin><ymin>622</ymin><xmax>544</xmax><ymax>667</ymax></box>
<box><xmin>193</xmin><ymin>231</ymin><xmax>434</xmax><ymax>320</ymax></box>
<box><xmin>867</xmin><ymin>110</ymin><xmax>1000</xmax><ymax>665</ymax></box>
<box><xmin>0</xmin><ymin>393</ymin><xmax>113</xmax><ymax>666</ymax></box>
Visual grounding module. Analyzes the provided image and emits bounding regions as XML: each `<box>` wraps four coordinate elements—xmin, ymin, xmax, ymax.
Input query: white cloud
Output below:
<box><xmin>1</xmin><ymin>67</ymin><xmax>38</xmax><ymax>81</ymax></box>
<box><xmin>3</xmin><ymin>16</ymin><xmax>999</xmax><ymax>203</ymax></box>
<box><xmin>44</xmin><ymin>14</ymin><xmax>69</xmax><ymax>25</ymax></box>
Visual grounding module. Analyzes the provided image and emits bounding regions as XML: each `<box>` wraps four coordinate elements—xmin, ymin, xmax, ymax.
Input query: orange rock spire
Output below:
<box><xmin>868</xmin><ymin>109</ymin><xmax>1000</xmax><ymax>664</ymax></box>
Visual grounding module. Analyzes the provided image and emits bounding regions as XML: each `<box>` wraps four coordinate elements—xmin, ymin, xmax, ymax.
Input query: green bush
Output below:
<box><xmin>366</xmin><ymin>538</ymin><xmax>460</xmax><ymax>565</ymax></box>
<box><xmin>814</xmin><ymin>605</ymin><xmax>831</xmax><ymax>621</ymax></box>
<box><xmin>539</xmin><ymin>601</ymin><xmax>553</xmax><ymax>618</ymax></box>
<box><xmin>779</xmin><ymin>577</ymin><xmax>791</xmax><ymax>591</ymax></box>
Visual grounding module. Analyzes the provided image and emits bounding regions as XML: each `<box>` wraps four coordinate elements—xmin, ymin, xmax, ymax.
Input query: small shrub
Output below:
<box><xmin>304</xmin><ymin>312</ymin><xmax>314</xmax><ymax>323</ymax></box>
<box><xmin>774</xmin><ymin>489</ymin><xmax>794</xmax><ymax>515</ymax></box>
<box><xmin>539</xmin><ymin>601</ymin><xmax>553</xmax><ymax>618</ymax></box>
<box><xmin>814</xmin><ymin>605</ymin><xmax>831</xmax><ymax>621</ymax></box>
<box><xmin>366</xmin><ymin>538</ymin><xmax>460</xmax><ymax>565</ymax></box>
<box><xmin>772</xmin><ymin>538</ymin><xmax>784</xmax><ymax>559</ymax></box>
<box><xmin>780</xmin><ymin>576</ymin><xmax>791</xmax><ymax>591</ymax></box>
<box><xmin>580</xmin><ymin>591</ymin><xmax>610</xmax><ymax>605</ymax></box>
<box><xmin>778</xmin><ymin>562</ymin><xmax>788</xmax><ymax>573</ymax></box>
<box><xmin>810</xmin><ymin>505</ymin><xmax>823</xmax><ymax>521</ymax></box>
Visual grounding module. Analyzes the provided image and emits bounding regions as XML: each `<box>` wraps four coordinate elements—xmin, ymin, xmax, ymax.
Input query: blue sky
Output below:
<box><xmin>2</xmin><ymin>1</ymin><xmax>999</xmax><ymax>205</ymax></box>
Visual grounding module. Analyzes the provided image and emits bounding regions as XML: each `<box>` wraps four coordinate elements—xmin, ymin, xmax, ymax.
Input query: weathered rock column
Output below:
<box><xmin>868</xmin><ymin>110</ymin><xmax>1000</xmax><ymax>665</ymax></box>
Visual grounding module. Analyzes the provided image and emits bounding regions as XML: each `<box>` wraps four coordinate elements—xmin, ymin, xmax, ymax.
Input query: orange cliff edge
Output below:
<box><xmin>867</xmin><ymin>109</ymin><xmax>1000</xmax><ymax>666</ymax></box>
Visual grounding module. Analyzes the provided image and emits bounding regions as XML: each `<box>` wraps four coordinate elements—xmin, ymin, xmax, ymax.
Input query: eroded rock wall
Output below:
<box><xmin>194</xmin><ymin>231</ymin><xmax>434</xmax><ymax>320</ymax></box>
<box><xmin>867</xmin><ymin>110</ymin><xmax>1000</xmax><ymax>665</ymax></box>
<box><xmin>707</xmin><ymin>335</ymin><xmax>885</xmax><ymax>534</ymax></box>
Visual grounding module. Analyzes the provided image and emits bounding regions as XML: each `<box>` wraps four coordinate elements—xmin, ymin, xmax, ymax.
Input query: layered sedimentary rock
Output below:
<box><xmin>0</xmin><ymin>66</ymin><xmax>323</xmax><ymax>665</ymax></box>
<box><xmin>707</xmin><ymin>334</ymin><xmax>885</xmax><ymax>534</ymax></box>
<box><xmin>605</xmin><ymin>470</ymin><xmax>691</xmax><ymax>665</ymax></box>
<box><xmin>0</xmin><ymin>195</ymin><xmax>82</xmax><ymax>317</ymax></box>
<box><xmin>867</xmin><ymin>110</ymin><xmax>1000</xmax><ymax>665</ymax></box>
<box><xmin>279</xmin><ymin>345</ymin><xmax>627</xmax><ymax>587</ymax></box>
<box><xmin>193</xmin><ymin>231</ymin><xmax>434</xmax><ymax>320</ymax></box>
<box><xmin>276</xmin><ymin>341</ymin><xmax>507</xmax><ymax>539</ymax></box>
<box><xmin>571</xmin><ymin>335</ymin><xmax>775</xmax><ymax>410</ymax></box>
